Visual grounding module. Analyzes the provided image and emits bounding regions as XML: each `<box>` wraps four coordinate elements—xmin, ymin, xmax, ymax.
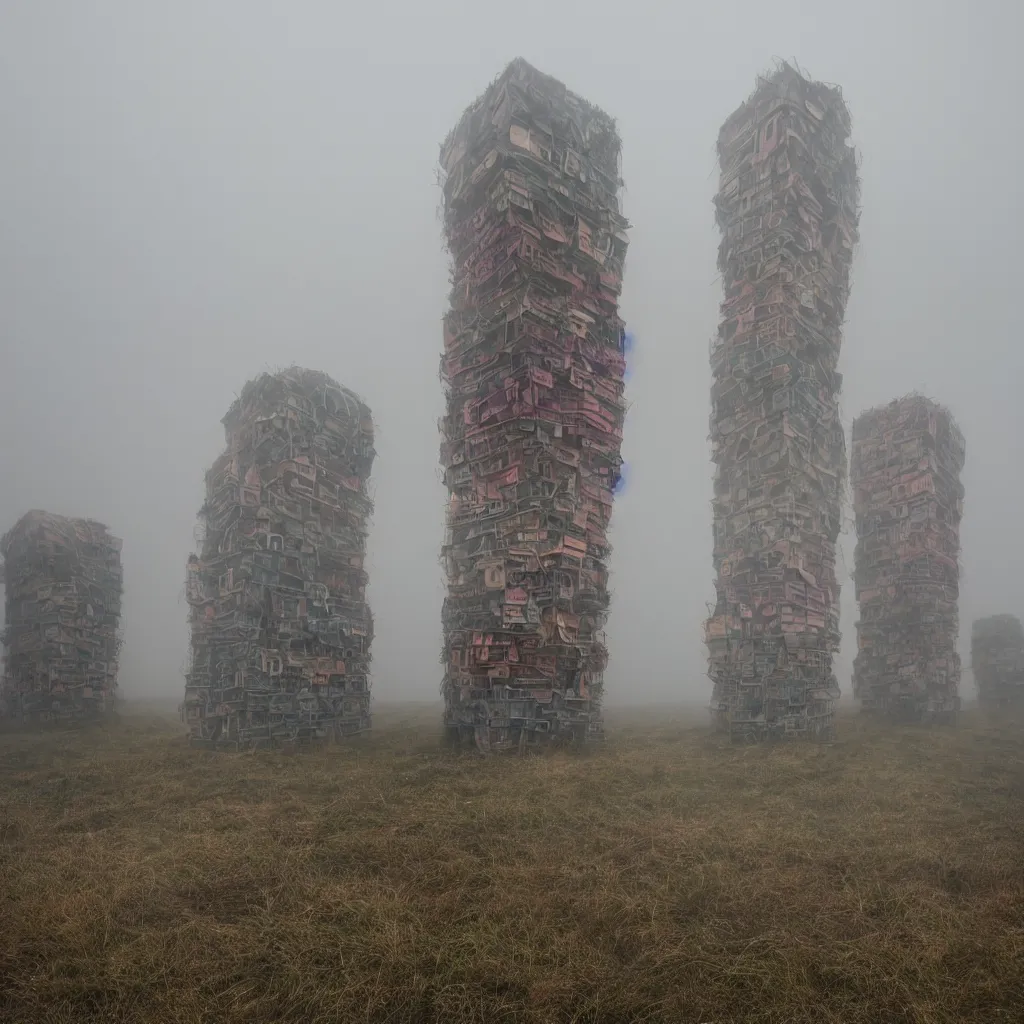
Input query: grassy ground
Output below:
<box><xmin>1</xmin><ymin>702</ymin><xmax>1023</xmax><ymax>1024</ymax></box>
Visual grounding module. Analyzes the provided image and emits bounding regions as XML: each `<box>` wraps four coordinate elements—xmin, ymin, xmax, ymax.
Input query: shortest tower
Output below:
<box><xmin>851</xmin><ymin>396</ymin><xmax>966</xmax><ymax>723</ymax></box>
<box><xmin>1</xmin><ymin>510</ymin><xmax>123</xmax><ymax>723</ymax></box>
<box><xmin>971</xmin><ymin>615</ymin><xmax>1024</xmax><ymax>713</ymax></box>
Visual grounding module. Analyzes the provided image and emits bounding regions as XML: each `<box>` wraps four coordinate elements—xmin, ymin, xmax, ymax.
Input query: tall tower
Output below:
<box><xmin>183</xmin><ymin>368</ymin><xmax>375</xmax><ymax>749</ymax></box>
<box><xmin>851</xmin><ymin>396</ymin><xmax>965</xmax><ymax>722</ymax></box>
<box><xmin>439</xmin><ymin>59</ymin><xmax>630</xmax><ymax>752</ymax></box>
<box><xmin>707</xmin><ymin>64</ymin><xmax>860</xmax><ymax>740</ymax></box>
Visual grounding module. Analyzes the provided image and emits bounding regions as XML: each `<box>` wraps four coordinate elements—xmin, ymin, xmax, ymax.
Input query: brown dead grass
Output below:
<box><xmin>1</xmin><ymin>702</ymin><xmax>1023</xmax><ymax>1023</ymax></box>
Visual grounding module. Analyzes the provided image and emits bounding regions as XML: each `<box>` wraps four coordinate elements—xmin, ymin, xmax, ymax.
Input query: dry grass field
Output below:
<box><xmin>1</xmin><ymin>702</ymin><xmax>1023</xmax><ymax>1024</ymax></box>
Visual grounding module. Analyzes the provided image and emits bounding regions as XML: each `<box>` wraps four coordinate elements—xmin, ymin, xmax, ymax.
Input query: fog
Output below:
<box><xmin>0</xmin><ymin>0</ymin><xmax>1019</xmax><ymax>704</ymax></box>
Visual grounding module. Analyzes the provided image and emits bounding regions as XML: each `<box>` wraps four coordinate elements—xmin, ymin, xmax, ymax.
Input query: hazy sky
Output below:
<box><xmin>0</xmin><ymin>1</ymin><xmax>1020</xmax><ymax>703</ymax></box>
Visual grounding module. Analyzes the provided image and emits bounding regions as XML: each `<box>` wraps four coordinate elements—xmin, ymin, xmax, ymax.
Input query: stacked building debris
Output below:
<box><xmin>706</xmin><ymin>63</ymin><xmax>860</xmax><ymax>741</ymax></box>
<box><xmin>1</xmin><ymin>510</ymin><xmax>123</xmax><ymax>723</ymax></box>
<box><xmin>971</xmin><ymin>615</ymin><xmax>1024</xmax><ymax>712</ymax></box>
<box><xmin>438</xmin><ymin>58</ymin><xmax>630</xmax><ymax>751</ymax></box>
<box><xmin>851</xmin><ymin>396</ymin><xmax>966</xmax><ymax>722</ymax></box>
<box><xmin>183</xmin><ymin>367</ymin><xmax>375</xmax><ymax>749</ymax></box>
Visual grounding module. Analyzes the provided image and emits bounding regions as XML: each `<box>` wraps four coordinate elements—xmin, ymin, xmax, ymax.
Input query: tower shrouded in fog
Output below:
<box><xmin>706</xmin><ymin>63</ymin><xmax>860</xmax><ymax>740</ymax></box>
<box><xmin>971</xmin><ymin>614</ymin><xmax>1024</xmax><ymax>713</ymax></box>
<box><xmin>438</xmin><ymin>59</ymin><xmax>630</xmax><ymax>752</ymax></box>
<box><xmin>851</xmin><ymin>396</ymin><xmax>965</xmax><ymax>722</ymax></box>
<box><xmin>183</xmin><ymin>367</ymin><xmax>376</xmax><ymax>749</ymax></box>
<box><xmin>1</xmin><ymin>510</ymin><xmax>123</xmax><ymax>724</ymax></box>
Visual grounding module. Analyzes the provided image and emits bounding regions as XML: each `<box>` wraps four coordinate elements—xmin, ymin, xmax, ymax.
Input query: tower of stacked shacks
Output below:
<box><xmin>438</xmin><ymin>59</ymin><xmax>630</xmax><ymax>752</ymax></box>
<box><xmin>706</xmin><ymin>63</ymin><xmax>860</xmax><ymax>741</ymax></box>
<box><xmin>183</xmin><ymin>368</ymin><xmax>375</xmax><ymax>749</ymax></box>
<box><xmin>851</xmin><ymin>396</ymin><xmax>966</xmax><ymax>723</ymax></box>
<box><xmin>1</xmin><ymin>510</ymin><xmax>123</xmax><ymax>723</ymax></box>
<box><xmin>971</xmin><ymin>615</ymin><xmax>1024</xmax><ymax>712</ymax></box>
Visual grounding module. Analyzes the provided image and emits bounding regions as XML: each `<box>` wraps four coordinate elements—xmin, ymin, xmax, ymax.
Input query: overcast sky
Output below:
<box><xmin>0</xmin><ymin>0</ymin><xmax>1019</xmax><ymax>704</ymax></box>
